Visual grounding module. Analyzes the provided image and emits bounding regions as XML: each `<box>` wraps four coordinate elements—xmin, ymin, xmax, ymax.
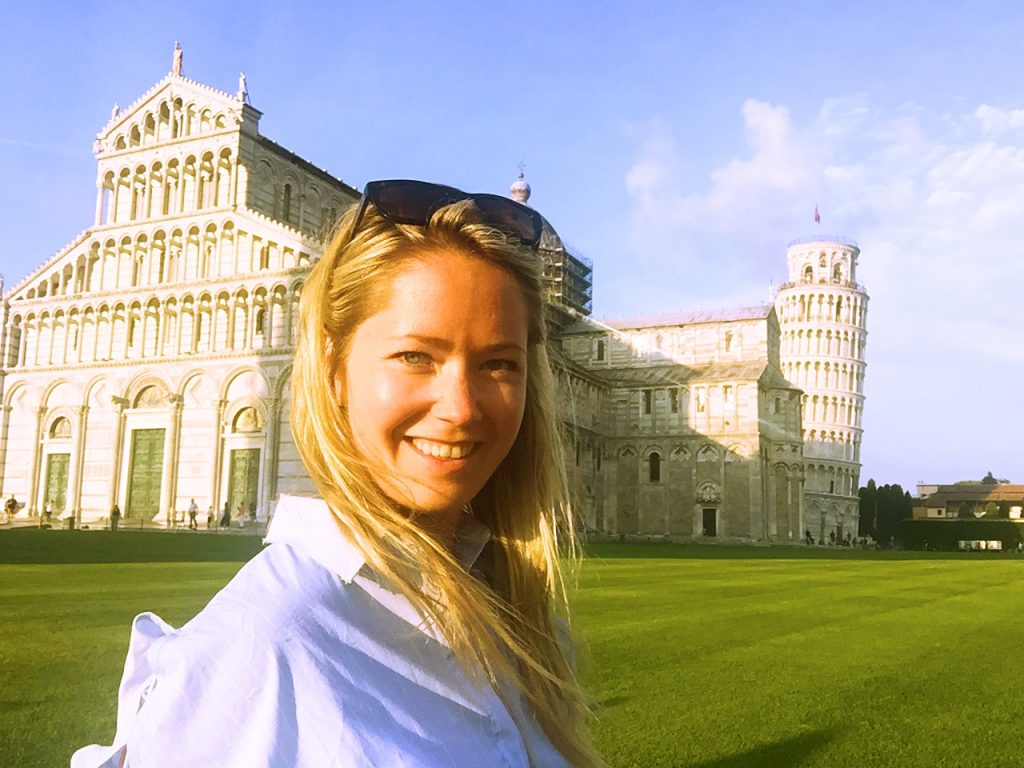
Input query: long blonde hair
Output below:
<box><xmin>290</xmin><ymin>199</ymin><xmax>601</xmax><ymax>766</ymax></box>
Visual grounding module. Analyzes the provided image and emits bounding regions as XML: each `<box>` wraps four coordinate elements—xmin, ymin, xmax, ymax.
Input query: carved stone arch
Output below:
<box><xmin>125</xmin><ymin>373</ymin><xmax>172</xmax><ymax>409</ymax></box>
<box><xmin>229</xmin><ymin>398</ymin><xmax>267</xmax><ymax>434</ymax></box>
<box><xmin>618</xmin><ymin>445</ymin><xmax>637</xmax><ymax>458</ymax></box>
<box><xmin>219</xmin><ymin>365</ymin><xmax>271</xmax><ymax>403</ymax></box>
<box><xmin>696</xmin><ymin>481</ymin><xmax>721</xmax><ymax>503</ymax></box>
<box><xmin>49</xmin><ymin>415</ymin><xmax>73</xmax><ymax>439</ymax></box>
<box><xmin>670</xmin><ymin>443</ymin><xmax>691</xmax><ymax>460</ymax></box>
<box><xmin>274</xmin><ymin>364</ymin><xmax>293</xmax><ymax>400</ymax></box>
<box><xmin>40</xmin><ymin>377</ymin><xmax>79</xmax><ymax>409</ymax></box>
<box><xmin>697</xmin><ymin>443</ymin><xmax>718</xmax><ymax>462</ymax></box>
<box><xmin>2</xmin><ymin>380</ymin><xmax>35</xmax><ymax>411</ymax></box>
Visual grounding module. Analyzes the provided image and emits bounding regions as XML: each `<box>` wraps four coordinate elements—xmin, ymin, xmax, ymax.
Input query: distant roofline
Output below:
<box><xmin>787</xmin><ymin>235</ymin><xmax>859</xmax><ymax>249</ymax></box>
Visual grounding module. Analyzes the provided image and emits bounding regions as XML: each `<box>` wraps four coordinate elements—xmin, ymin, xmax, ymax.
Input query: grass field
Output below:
<box><xmin>1</xmin><ymin>531</ymin><xmax>1022</xmax><ymax>767</ymax></box>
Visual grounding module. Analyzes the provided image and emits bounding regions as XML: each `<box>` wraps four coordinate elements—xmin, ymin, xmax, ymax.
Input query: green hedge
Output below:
<box><xmin>902</xmin><ymin>519</ymin><xmax>1024</xmax><ymax>551</ymax></box>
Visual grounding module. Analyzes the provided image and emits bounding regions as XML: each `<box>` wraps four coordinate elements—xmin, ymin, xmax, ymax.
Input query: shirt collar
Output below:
<box><xmin>264</xmin><ymin>495</ymin><xmax>491</xmax><ymax>583</ymax></box>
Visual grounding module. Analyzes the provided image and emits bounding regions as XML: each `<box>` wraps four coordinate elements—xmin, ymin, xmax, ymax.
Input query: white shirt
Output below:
<box><xmin>70</xmin><ymin>495</ymin><xmax>571</xmax><ymax>768</ymax></box>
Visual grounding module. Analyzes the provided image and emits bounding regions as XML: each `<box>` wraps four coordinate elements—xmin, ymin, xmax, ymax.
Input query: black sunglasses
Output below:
<box><xmin>347</xmin><ymin>179</ymin><xmax>544</xmax><ymax>249</ymax></box>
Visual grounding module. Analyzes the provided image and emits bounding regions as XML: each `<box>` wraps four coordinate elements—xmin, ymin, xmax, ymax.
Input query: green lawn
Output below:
<box><xmin>1</xmin><ymin>531</ymin><xmax>1021</xmax><ymax>767</ymax></box>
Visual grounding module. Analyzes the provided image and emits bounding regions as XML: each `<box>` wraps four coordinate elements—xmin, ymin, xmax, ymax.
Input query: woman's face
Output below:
<box><xmin>341</xmin><ymin>248</ymin><xmax>529</xmax><ymax>533</ymax></box>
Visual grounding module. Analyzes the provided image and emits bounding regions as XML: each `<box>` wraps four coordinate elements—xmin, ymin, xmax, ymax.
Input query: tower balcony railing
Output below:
<box><xmin>776</xmin><ymin>279</ymin><xmax>864</xmax><ymax>293</ymax></box>
<box><xmin>787</xmin><ymin>235</ymin><xmax>859</xmax><ymax>249</ymax></box>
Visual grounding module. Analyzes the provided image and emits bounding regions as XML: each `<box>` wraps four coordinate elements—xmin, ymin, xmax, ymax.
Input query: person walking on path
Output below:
<box><xmin>218</xmin><ymin>501</ymin><xmax>231</xmax><ymax>529</ymax></box>
<box><xmin>187</xmin><ymin>499</ymin><xmax>199</xmax><ymax>530</ymax></box>
<box><xmin>110</xmin><ymin>504</ymin><xmax>120</xmax><ymax>532</ymax></box>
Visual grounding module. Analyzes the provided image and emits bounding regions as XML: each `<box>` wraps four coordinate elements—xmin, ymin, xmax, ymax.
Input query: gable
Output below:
<box><xmin>96</xmin><ymin>74</ymin><xmax>255</xmax><ymax>155</ymax></box>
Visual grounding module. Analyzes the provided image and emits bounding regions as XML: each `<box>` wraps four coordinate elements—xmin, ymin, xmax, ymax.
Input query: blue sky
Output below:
<box><xmin>2</xmin><ymin>0</ymin><xmax>1022</xmax><ymax>490</ymax></box>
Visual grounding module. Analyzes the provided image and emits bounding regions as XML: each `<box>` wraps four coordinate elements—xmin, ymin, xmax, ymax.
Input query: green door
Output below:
<box><xmin>127</xmin><ymin>429</ymin><xmax>165</xmax><ymax>523</ymax></box>
<box><xmin>227</xmin><ymin>448</ymin><xmax>260</xmax><ymax>520</ymax></box>
<box><xmin>44</xmin><ymin>453</ymin><xmax>70</xmax><ymax>515</ymax></box>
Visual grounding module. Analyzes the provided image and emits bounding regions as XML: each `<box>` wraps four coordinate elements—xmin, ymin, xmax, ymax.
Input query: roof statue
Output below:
<box><xmin>172</xmin><ymin>42</ymin><xmax>183</xmax><ymax>76</ymax></box>
<box><xmin>237</xmin><ymin>72</ymin><xmax>249</xmax><ymax>104</ymax></box>
<box><xmin>110</xmin><ymin>102</ymin><xmax>119</xmax><ymax>120</ymax></box>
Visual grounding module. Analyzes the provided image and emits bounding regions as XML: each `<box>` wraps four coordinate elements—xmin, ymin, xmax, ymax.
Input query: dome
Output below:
<box><xmin>510</xmin><ymin>170</ymin><xmax>531</xmax><ymax>204</ymax></box>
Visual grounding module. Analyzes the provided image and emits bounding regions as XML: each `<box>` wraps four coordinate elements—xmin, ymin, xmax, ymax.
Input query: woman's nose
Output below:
<box><xmin>433</xmin><ymin>364</ymin><xmax>481</xmax><ymax>424</ymax></box>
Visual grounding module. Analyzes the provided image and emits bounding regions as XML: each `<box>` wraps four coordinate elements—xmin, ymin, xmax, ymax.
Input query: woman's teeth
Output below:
<box><xmin>411</xmin><ymin>438</ymin><xmax>475</xmax><ymax>460</ymax></box>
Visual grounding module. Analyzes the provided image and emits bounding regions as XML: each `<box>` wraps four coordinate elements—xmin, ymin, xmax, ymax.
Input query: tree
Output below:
<box><xmin>858</xmin><ymin>480</ymin><xmax>911</xmax><ymax>543</ymax></box>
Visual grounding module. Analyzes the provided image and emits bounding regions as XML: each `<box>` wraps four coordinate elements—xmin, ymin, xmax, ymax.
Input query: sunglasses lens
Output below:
<box><xmin>361</xmin><ymin>181</ymin><xmax>542</xmax><ymax>247</ymax></box>
<box><xmin>370</xmin><ymin>180</ymin><xmax>456</xmax><ymax>225</ymax></box>
<box><xmin>473</xmin><ymin>195</ymin><xmax>542</xmax><ymax>246</ymax></box>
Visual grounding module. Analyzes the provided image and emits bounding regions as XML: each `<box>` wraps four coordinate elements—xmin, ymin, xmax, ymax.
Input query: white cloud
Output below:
<box><xmin>619</xmin><ymin>96</ymin><xmax>1024</xmax><ymax>487</ymax></box>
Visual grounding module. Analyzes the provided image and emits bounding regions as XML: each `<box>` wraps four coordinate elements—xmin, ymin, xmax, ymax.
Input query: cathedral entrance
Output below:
<box><xmin>127</xmin><ymin>429</ymin><xmax>165</xmax><ymax>523</ymax></box>
<box><xmin>702</xmin><ymin>507</ymin><xmax>718</xmax><ymax>537</ymax></box>
<box><xmin>43</xmin><ymin>453</ymin><xmax>70</xmax><ymax>515</ymax></box>
<box><xmin>227</xmin><ymin>448</ymin><xmax>260</xmax><ymax>522</ymax></box>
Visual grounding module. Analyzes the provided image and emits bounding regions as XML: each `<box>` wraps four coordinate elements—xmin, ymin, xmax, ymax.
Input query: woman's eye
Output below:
<box><xmin>483</xmin><ymin>358</ymin><xmax>520</xmax><ymax>373</ymax></box>
<box><xmin>397</xmin><ymin>351</ymin><xmax>430</xmax><ymax>366</ymax></box>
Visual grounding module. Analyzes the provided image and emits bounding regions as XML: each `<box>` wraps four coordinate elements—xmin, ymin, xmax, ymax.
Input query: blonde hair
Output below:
<box><xmin>290</xmin><ymin>199</ymin><xmax>602</xmax><ymax>766</ymax></box>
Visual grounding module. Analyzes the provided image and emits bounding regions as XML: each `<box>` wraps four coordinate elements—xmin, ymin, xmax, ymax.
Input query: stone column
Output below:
<box><xmin>0</xmin><ymin>405</ymin><xmax>11</xmax><ymax>498</ymax></box>
<box><xmin>261</xmin><ymin>397</ymin><xmax>281</xmax><ymax>510</ymax></box>
<box><xmin>94</xmin><ymin>181</ymin><xmax>104</xmax><ymax>226</ymax></box>
<box><xmin>159</xmin><ymin>394</ymin><xmax>183</xmax><ymax>527</ymax></box>
<box><xmin>109</xmin><ymin>396</ymin><xmax>128</xmax><ymax>514</ymax></box>
<box><xmin>210</xmin><ymin>399</ymin><xmax>227</xmax><ymax>511</ymax></box>
<box><xmin>28</xmin><ymin>406</ymin><xmax>45</xmax><ymax>516</ymax></box>
<box><xmin>66</xmin><ymin>405</ymin><xmax>89</xmax><ymax>525</ymax></box>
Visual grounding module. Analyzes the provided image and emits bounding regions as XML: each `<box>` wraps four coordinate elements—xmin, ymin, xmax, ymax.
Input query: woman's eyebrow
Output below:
<box><xmin>387</xmin><ymin>334</ymin><xmax>526</xmax><ymax>355</ymax></box>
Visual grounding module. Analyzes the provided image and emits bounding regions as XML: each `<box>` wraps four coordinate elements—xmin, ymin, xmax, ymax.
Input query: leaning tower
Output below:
<box><xmin>774</xmin><ymin>237</ymin><xmax>869</xmax><ymax>543</ymax></box>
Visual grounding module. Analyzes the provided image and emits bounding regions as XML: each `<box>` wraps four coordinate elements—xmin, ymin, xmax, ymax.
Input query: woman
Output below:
<box><xmin>72</xmin><ymin>180</ymin><xmax>601</xmax><ymax>767</ymax></box>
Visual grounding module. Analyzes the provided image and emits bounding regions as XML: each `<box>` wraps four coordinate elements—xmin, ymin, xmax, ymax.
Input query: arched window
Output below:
<box><xmin>642</xmin><ymin>389</ymin><xmax>653</xmax><ymax>415</ymax></box>
<box><xmin>774</xmin><ymin>397</ymin><xmax>782</xmax><ymax>415</ymax></box>
<box><xmin>282</xmin><ymin>184</ymin><xmax>292</xmax><ymax>221</ymax></box>
<box><xmin>833</xmin><ymin>264</ymin><xmax>843</xmax><ymax>284</ymax></box>
<box><xmin>596</xmin><ymin>339</ymin><xmax>605</xmax><ymax>361</ymax></box>
<box><xmin>648</xmin><ymin>452</ymin><xmax>661</xmax><ymax>483</ymax></box>
<box><xmin>724</xmin><ymin>331</ymin><xmax>733</xmax><ymax>352</ymax></box>
<box><xmin>49</xmin><ymin>417</ymin><xmax>72</xmax><ymax>439</ymax></box>
<box><xmin>802</xmin><ymin>265</ymin><xmax>813</xmax><ymax>283</ymax></box>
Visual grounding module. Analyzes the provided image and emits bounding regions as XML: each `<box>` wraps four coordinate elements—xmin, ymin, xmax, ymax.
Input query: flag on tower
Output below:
<box><xmin>814</xmin><ymin>205</ymin><xmax>821</xmax><ymax>224</ymax></box>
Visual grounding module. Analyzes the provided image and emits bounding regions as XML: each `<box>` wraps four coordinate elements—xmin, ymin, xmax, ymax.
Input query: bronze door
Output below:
<box><xmin>227</xmin><ymin>448</ymin><xmax>260</xmax><ymax>519</ymax></box>
<box><xmin>127</xmin><ymin>429</ymin><xmax>165</xmax><ymax>522</ymax></box>
<box><xmin>44</xmin><ymin>453</ymin><xmax>70</xmax><ymax>514</ymax></box>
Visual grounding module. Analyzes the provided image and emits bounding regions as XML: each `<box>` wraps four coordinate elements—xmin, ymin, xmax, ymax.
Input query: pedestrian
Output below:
<box><xmin>218</xmin><ymin>501</ymin><xmax>230</xmax><ymax>529</ymax></box>
<box><xmin>187</xmin><ymin>499</ymin><xmax>198</xmax><ymax>530</ymax></box>
<box><xmin>237</xmin><ymin>501</ymin><xmax>247</xmax><ymax>529</ymax></box>
<box><xmin>110</xmin><ymin>504</ymin><xmax>120</xmax><ymax>532</ymax></box>
<box><xmin>206</xmin><ymin>505</ymin><xmax>214</xmax><ymax>530</ymax></box>
<box><xmin>43</xmin><ymin>499</ymin><xmax>53</xmax><ymax>528</ymax></box>
<box><xmin>73</xmin><ymin>179</ymin><xmax>601</xmax><ymax>766</ymax></box>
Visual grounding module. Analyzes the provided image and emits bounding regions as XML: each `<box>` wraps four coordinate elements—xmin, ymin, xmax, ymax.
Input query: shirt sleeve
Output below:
<box><xmin>70</xmin><ymin>609</ymin><xmax>304</xmax><ymax>768</ymax></box>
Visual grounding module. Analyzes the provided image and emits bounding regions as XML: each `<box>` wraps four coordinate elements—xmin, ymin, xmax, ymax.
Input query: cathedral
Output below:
<box><xmin>0</xmin><ymin>50</ymin><xmax>868</xmax><ymax>542</ymax></box>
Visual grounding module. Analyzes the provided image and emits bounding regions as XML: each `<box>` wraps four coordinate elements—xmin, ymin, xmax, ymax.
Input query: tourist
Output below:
<box><xmin>187</xmin><ymin>498</ymin><xmax>198</xmax><ymax>530</ymax></box>
<box><xmin>218</xmin><ymin>501</ymin><xmax>230</xmax><ymax>529</ymax></box>
<box><xmin>109</xmin><ymin>504</ymin><xmax>120</xmax><ymax>532</ymax></box>
<box><xmin>71</xmin><ymin>180</ymin><xmax>601</xmax><ymax>767</ymax></box>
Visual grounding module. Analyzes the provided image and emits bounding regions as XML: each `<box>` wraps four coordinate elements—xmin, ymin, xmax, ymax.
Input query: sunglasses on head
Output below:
<box><xmin>347</xmin><ymin>179</ymin><xmax>544</xmax><ymax>249</ymax></box>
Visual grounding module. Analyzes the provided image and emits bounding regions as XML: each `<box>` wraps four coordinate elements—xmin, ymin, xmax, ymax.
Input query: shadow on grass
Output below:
<box><xmin>690</xmin><ymin>726</ymin><xmax>840</xmax><ymax>768</ymax></box>
<box><xmin>0</xmin><ymin>529</ymin><xmax>263</xmax><ymax>564</ymax></box>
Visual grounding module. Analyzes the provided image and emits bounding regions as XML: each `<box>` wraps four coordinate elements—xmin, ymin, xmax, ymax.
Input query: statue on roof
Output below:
<box><xmin>172</xmin><ymin>42</ymin><xmax>183</xmax><ymax>76</ymax></box>
<box><xmin>110</xmin><ymin>102</ymin><xmax>119</xmax><ymax>120</ymax></box>
<box><xmin>237</xmin><ymin>72</ymin><xmax>249</xmax><ymax>104</ymax></box>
